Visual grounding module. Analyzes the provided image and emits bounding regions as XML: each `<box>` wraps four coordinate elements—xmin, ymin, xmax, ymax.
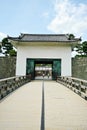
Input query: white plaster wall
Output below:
<box><xmin>16</xmin><ymin>45</ymin><xmax>71</xmax><ymax>76</ymax></box>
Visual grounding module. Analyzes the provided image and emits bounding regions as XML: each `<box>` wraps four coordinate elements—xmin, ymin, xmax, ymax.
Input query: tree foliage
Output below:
<box><xmin>1</xmin><ymin>38</ymin><xmax>17</xmax><ymax>56</ymax></box>
<box><xmin>83</xmin><ymin>41</ymin><xmax>87</xmax><ymax>55</ymax></box>
<box><xmin>9</xmin><ymin>49</ymin><xmax>17</xmax><ymax>56</ymax></box>
<box><xmin>76</xmin><ymin>41</ymin><xmax>87</xmax><ymax>56</ymax></box>
<box><xmin>0</xmin><ymin>44</ymin><xmax>2</xmax><ymax>53</ymax></box>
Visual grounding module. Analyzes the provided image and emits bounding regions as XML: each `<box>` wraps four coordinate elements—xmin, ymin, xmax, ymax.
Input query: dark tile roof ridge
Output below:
<box><xmin>8</xmin><ymin>36</ymin><xmax>19</xmax><ymax>39</ymax></box>
<box><xmin>20</xmin><ymin>33</ymin><xmax>67</xmax><ymax>36</ymax></box>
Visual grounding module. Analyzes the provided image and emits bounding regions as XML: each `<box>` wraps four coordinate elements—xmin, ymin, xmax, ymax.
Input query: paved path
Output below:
<box><xmin>0</xmin><ymin>81</ymin><xmax>87</xmax><ymax>130</ymax></box>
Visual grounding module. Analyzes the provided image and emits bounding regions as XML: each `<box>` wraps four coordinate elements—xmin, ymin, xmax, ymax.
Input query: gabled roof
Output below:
<box><xmin>8</xmin><ymin>33</ymin><xmax>81</xmax><ymax>43</ymax></box>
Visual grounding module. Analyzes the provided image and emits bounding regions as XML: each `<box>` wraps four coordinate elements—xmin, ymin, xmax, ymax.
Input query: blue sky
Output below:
<box><xmin>0</xmin><ymin>0</ymin><xmax>87</xmax><ymax>41</ymax></box>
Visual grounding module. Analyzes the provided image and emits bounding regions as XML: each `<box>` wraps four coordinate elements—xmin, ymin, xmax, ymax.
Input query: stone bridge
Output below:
<box><xmin>0</xmin><ymin>76</ymin><xmax>87</xmax><ymax>130</ymax></box>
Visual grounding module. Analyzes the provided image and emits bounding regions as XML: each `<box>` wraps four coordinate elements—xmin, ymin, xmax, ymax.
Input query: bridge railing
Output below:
<box><xmin>0</xmin><ymin>75</ymin><xmax>31</xmax><ymax>100</ymax></box>
<box><xmin>57</xmin><ymin>76</ymin><xmax>87</xmax><ymax>100</ymax></box>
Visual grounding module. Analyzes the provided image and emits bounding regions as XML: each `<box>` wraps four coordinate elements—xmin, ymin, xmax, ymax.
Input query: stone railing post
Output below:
<box><xmin>56</xmin><ymin>76</ymin><xmax>87</xmax><ymax>100</ymax></box>
<box><xmin>0</xmin><ymin>75</ymin><xmax>31</xmax><ymax>100</ymax></box>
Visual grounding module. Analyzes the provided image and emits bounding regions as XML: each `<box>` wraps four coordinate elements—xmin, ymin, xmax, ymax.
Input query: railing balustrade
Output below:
<box><xmin>57</xmin><ymin>76</ymin><xmax>87</xmax><ymax>100</ymax></box>
<box><xmin>0</xmin><ymin>75</ymin><xmax>31</xmax><ymax>100</ymax></box>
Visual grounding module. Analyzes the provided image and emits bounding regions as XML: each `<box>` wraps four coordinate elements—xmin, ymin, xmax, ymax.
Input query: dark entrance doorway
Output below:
<box><xmin>26</xmin><ymin>59</ymin><xmax>61</xmax><ymax>80</ymax></box>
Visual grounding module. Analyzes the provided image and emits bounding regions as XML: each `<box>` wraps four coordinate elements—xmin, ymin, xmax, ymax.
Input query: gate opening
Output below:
<box><xmin>35</xmin><ymin>62</ymin><xmax>52</xmax><ymax>80</ymax></box>
<box><xmin>26</xmin><ymin>59</ymin><xmax>61</xmax><ymax>80</ymax></box>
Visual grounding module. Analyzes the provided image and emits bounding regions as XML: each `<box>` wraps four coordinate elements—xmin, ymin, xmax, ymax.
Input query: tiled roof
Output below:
<box><xmin>8</xmin><ymin>33</ymin><xmax>81</xmax><ymax>42</ymax></box>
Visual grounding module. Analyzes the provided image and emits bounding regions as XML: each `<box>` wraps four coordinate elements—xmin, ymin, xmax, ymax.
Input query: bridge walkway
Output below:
<box><xmin>0</xmin><ymin>81</ymin><xmax>87</xmax><ymax>130</ymax></box>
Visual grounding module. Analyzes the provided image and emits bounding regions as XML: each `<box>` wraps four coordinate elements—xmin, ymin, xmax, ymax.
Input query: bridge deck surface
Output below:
<box><xmin>0</xmin><ymin>81</ymin><xmax>87</xmax><ymax>130</ymax></box>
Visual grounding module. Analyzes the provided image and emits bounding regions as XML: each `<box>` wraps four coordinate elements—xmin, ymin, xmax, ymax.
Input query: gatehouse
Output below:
<box><xmin>8</xmin><ymin>34</ymin><xmax>80</xmax><ymax>79</ymax></box>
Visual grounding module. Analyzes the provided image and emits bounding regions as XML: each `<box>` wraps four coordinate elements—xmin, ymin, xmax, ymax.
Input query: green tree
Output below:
<box><xmin>0</xmin><ymin>44</ymin><xmax>2</xmax><ymax>53</ymax></box>
<box><xmin>76</xmin><ymin>41</ymin><xmax>87</xmax><ymax>56</ymax></box>
<box><xmin>9</xmin><ymin>49</ymin><xmax>17</xmax><ymax>56</ymax></box>
<box><xmin>2</xmin><ymin>38</ymin><xmax>17</xmax><ymax>56</ymax></box>
<box><xmin>76</xmin><ymin>44</ymin><xmax>83</xmax><ymax>56</ymax></box>
<box><xmin>83</xmin><ymin>41</ymin><xmax>87</xmax><ymax>55</ymax></box>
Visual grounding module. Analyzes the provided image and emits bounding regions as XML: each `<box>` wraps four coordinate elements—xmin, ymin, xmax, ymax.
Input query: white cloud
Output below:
<box><xmin>0</xmin><ymin>32</ymin><xmax>7</xmax><ymax>41</ymax></box>
<box><xmin>43</xmin><ymin>12</ymin><xmax>49</xmax><ymax>18</ymax></box>
<box><xmin>47</xmin><ymin>0</ymin><xmax>87</xmax><ymax>38</ymax></box>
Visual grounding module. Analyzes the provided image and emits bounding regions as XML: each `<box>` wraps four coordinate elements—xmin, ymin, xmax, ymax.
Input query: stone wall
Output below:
<box><xmin>0</xmin><ymin>57</ymin><xmax>16</xmax><ymax>79</ymax></box>
<box><xmin>72</xmin><ymin>57</ymin><xmax>87</xmax><ymax>80</ymax></box>
<box><xmin>0</xmin><ymin>57</ymin><xmax>87</xmax><ymax>80</ymax></box>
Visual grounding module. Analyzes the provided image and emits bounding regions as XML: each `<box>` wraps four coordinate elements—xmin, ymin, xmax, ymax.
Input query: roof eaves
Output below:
<box><xmin>7</xmin><ymin>34</ymin><xmax>81</xmax><ymax>43</ymax></box>
<box><xmin>16</xmin><ymin>40</ymin><xmax>80</xmax><ymax>43</ymax></box>
<box><xmin>8</xmin><ymin>36</ymin><xmax>19</xmax><ymax>40</ymax></box>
